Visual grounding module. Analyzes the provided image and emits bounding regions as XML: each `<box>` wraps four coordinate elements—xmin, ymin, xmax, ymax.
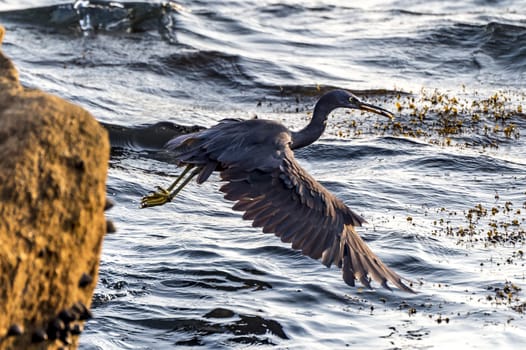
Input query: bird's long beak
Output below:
<box><xmin>359</xmin><ymin>101</ymin><xmax>394</xmax><ymax>119</ymax></box>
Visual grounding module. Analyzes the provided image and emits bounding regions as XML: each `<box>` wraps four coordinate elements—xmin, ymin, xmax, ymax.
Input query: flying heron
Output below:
<box><xmin>141</xmin><ymin>89</ymin><xmax>414</xmax><ymax>293</ymax></box>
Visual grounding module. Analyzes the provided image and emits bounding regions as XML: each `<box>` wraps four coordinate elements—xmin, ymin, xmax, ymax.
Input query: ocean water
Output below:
<box><xmin>1</xmin><ymin>0</ymin><xmax>525</xmax><ymax>349</ymax></box>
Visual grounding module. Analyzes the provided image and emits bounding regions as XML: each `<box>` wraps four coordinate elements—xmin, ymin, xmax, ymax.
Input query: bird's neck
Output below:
<box><xmin>291</xmin><ymin>101</ymin><xmax>332</xmax><ymax>149</ymax></box>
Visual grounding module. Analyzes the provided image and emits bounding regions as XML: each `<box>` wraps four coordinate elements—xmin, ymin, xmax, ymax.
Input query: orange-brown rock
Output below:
<box><xmin>0</xmin><ymin>25</ymin><xmax>110</xmax><ymax>349</ymax></box>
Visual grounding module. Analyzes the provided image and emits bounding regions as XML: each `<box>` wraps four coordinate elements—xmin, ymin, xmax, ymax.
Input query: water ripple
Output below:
<box><xmin>1</xmin><ymin>1</ymin><xmax>526</xmax><ymax>349</ymax></box>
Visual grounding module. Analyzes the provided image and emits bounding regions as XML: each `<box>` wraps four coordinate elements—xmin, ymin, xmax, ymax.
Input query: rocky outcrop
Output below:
<box><xmin>0</xmin><ymin>25</ymin><xmax>110</xmax><ymax>349</ymax></box>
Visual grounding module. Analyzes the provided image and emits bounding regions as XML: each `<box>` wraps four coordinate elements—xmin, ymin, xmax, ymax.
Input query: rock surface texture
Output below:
<box><xmin>0</xmin><ymin>25</ymin><xmax>109</xmax><ymax>349</ymax></box>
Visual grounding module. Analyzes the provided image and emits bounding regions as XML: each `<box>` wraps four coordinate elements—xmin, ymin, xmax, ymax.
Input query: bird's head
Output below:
<box><xmin>325</xmin><ymin>89</ymin><xmax>394</xmax><ymax>119</ymax></box>
<box><xmin>291</xmin><ymin>89</ymin><xmax>395</xmax><ymax>149</ymax></box>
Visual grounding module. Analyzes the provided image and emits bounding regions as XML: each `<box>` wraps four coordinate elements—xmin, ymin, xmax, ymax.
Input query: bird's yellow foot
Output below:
<box><xmin>141</xmin><ymin>186</ymin><xmax>172</xmax><ymax>208</ymax></box>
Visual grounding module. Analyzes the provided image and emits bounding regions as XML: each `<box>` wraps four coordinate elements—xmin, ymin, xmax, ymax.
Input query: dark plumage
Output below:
<box><xmin>142</xmin><ymin>90</ymin><xmax>414</xmax><ymax>293</ymax></box>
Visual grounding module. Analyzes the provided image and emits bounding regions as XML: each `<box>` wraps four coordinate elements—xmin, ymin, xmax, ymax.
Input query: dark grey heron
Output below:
<box><xmin>141</xmin><ymin>89</ymin><xmax>414</xmax><ymax>293</ymax></box>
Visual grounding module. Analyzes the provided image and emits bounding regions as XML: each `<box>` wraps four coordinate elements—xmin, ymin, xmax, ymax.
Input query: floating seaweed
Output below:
<box><xmin>327</xmin><ymin>87</ymin><xmax>525</xmax><ymax>149</ymax></box>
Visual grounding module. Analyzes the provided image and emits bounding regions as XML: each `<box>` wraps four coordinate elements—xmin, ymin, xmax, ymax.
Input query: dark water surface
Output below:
<box><xmin>1</xmin><ymin>0</ymin><xmax>525</xmax><ymax>349</ymax></box>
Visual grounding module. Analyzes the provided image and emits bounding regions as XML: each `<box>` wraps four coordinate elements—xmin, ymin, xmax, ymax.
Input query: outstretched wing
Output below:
<box><xmin>165</xmin><ymin>118</ymin><xmax>413</xmax><ymax>292</ymax></box>
<box><xmin>219</xmin><ymin>145</ymin><xmax>413</xmax><ymax>292</ymax></box>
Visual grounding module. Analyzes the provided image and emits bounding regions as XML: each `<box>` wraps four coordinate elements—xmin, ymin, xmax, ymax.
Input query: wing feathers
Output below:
<box><xmin>243</xmin><ymin>201</ymin><xmax>273</xmax><ymax>221</ymax></box>
<box><xmin>321</xmin><ymin>237</ymin><xmax>340</xmax><ymax>267</ymax></box>
<box><xmin>299</xmin><ymin>215</ymin><xmax>328</xmax><ymax>258</ymax></box>
<box><xmin>277</xmin><ymin>219</ymin><xmax>302</xmax><ymax>243</ymax></box>
<box><xmin>252</xmin><ymin>206</ymin><xmax>281</xmax><ymax>227</ymax></box>
<box><xmin>219</xmin><ymin>163</ymin><xmax>413</xmax><ymax>292</ymax></box>
<box><xmin>262</xmin><ymin>214</ymin><xmax>289</xmax><ymax>234</ymax></box>
<box><xmin>342</xmin><ymin>255</ymin><xmax>356</xmax><ymax>287</ymax></box>
<box><xmin>197</xmin><ymin>161</ymin><xmax>218</xmax><ymax>184</ymax></box>
<box><xmin>341</xmin><ymin>226</ymin><xmax>414</xmax><ymax>292</ymax></box>
<box><xmin>175</xmin><ymin>119</ymin><xmax>412</xmax><ymax>292</ymax></box>
<box><xmin>231</xmin><ymin>196</ymin><xmax>264</xmax><ymax>211</ymax></box>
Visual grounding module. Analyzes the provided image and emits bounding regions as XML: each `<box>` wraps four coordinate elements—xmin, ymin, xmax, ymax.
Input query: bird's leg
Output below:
<box><xmin>165</xmin><ymin>164</ymin><xmax>196</xmax><ymax>193</ymax></box>
<box><xmin>141</xmin><ymin>165</ymin><xmax>200</xmax><ymax>208</ymax></box>
<box><xmin>165</xmin><ymin>167</ymin><xmax>201</xmax><ymax>200</ymax></box>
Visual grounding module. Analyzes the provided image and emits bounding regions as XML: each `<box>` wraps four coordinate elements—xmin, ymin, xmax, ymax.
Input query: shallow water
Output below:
<box><xmin>1</xmin><ymin>0</ymin><xmax>525</xmax><ymax>349</ymax></box>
